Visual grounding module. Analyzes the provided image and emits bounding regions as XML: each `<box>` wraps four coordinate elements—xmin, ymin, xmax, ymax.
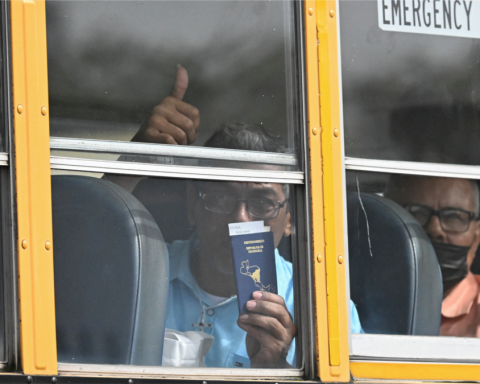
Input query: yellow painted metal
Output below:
<box><xmin>352</xmin><ymin>361</ymin><xmax>480</xmax><ymax>381</ymax></box>
<box><xmin>305</xmin><ymin>1</ymin><xmax>349</xmax><ymax>381</ymax></box>
<box><xmin>316</xmin><ymin>0</ymin><xmax>349</xmax><ymax>379</ymax></box>
<box><xmin>11</xmin><ymin>0</ymin><xmax>57</xmax><ymax>375</ymax></box>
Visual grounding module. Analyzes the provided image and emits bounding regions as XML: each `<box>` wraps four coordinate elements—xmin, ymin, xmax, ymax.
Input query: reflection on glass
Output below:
<box><xmin>46</xmin><ymin>1</ymin><xmax>298</xmax><ymax>155</ymax></box>
<box><xmin>340</xmin><ymin>1</ymin><xmax>480</xmax><ymax>165</ymax></box>
<box><xmin>347</xmin><ymin>170</ymin><xmax>480</xmax><ymax>338</ymax></box>
<box><xmin>52</xmin><ymin>170</ymin><xmax>297</xmax><ymax>368</ymax></box>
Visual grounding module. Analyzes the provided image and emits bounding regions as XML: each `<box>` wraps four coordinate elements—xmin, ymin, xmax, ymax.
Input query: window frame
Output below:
<box><xmin>334</xmin><ymin>0</ymin><xmax>480</xmax><ymax>381</ymax></box>
<box><xmin>8</xmin><ymin>0</ymin><xmax>324</xmax><ymax>380</ymax></box>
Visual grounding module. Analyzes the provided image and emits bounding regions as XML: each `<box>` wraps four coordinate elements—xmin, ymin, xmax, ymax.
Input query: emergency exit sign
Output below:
<box><xmin>377</xmin><ymin>0</ymin><xmax>480</xmax><ymax>38</ymax></box>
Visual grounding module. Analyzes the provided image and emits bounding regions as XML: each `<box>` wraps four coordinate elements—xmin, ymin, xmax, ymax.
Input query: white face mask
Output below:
<box><xmin>162</xmin><ymin>329</ymin><xmax>214</xmax><ymax>367</ymax></box>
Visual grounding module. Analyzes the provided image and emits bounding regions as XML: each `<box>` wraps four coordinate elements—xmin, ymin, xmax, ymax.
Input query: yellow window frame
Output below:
<box><xmin>304</xmin><ymin>0</ymin><xmax>480</xmax><ymax>382</ymax></box>
<box><xmin>11</xmin><ymin>0</ymin><xmax>57</xmax><ymax>375</ymax></box>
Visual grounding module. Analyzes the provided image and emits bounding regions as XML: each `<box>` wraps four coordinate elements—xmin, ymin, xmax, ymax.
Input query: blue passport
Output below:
<box><xmin>230</xmin><ymin>231</ymin><xmax>277</xmax><ymax>314</ymax></box>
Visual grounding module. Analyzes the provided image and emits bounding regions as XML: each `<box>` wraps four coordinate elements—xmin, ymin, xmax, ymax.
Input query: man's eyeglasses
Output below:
<box><xmin>403</xmin><ymin>204</ymin><xmax>477</xmax><ymax>234</ymax></box>
<box><xmin>199</xmin><ymin>191</ymin><xmax>288</xmax><ymax>219</ymax></box>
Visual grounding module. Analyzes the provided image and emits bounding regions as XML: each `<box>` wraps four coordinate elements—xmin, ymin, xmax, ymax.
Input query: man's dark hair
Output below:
<box><xmin>204</xmin><ymin>122</ymin><xmax>290</xmax><ymax>199</ymax></box>
<box><xmin>205</xmin><ymin>122</ymin><xmax>287</xmax><ymax>153</ymax></box>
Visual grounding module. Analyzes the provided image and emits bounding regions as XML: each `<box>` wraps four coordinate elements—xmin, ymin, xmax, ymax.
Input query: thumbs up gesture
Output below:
<box><xmin>133</xmin><ymin>66</ymin><xmax>200</xmax><ymax>145</ymax></box>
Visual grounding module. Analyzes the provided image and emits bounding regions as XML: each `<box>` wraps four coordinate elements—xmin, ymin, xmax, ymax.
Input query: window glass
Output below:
<box><xmin>347</xmin><ymin>169</ymin><xmax>480</xmax><ymax>359</ymax></box>
<box><xmin>51</xmin><ymin>170</ymin><xmax>299</xmax><ymax>369</ymax></box>
<box><xmin>46</xmin><ymin>1</ymin><xmax>300</xmax><ymax>167</ymax></box>
<box><xmin>340</xmin><ymin>1</ymin><xmax>480</xmax><ymax>165</ymax></box>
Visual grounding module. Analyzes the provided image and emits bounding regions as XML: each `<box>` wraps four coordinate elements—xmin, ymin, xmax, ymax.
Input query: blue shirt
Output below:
<box><xmin>165</xmin><ymin>235</ymin><xmax>363</xmax><ymax>368</ymax></box>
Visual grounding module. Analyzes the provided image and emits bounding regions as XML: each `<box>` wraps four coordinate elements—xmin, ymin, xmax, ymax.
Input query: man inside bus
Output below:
<box><xmin>384</xmin><ymin>175</ymin><xmax>480</xmax><ymax>337</ymax></box>
<box><xmin>113</xmin><ymin>66</ymin><xmax>363</xmax><ymax>368</ymax></box>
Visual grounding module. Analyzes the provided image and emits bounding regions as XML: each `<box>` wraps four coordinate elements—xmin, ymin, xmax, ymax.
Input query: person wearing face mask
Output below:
<box><xmin>384</xmin><ymin>175</ymin><xmax>480</xmax><ymax>337</ymax></box>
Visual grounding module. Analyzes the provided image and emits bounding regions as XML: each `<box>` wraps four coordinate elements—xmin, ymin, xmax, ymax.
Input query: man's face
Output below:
<box><xmin>186</xmin><ymin>180</ymin><xmax>291</xmax><ymax>276</ymax></box>
<box><xmin>388</xmin><ymin>177</ymin><xmax>480</xmax><ymax>268</ymax></box>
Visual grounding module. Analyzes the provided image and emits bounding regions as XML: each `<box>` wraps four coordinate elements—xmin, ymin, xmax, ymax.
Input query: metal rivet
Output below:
<box><xmin>329</xmin><ymin>9</ymin><xmax>335</xmax><ymax>18</ymax></box>
<box><xmin>26</xmin><ymin>376</ymin><xmax>33</xmax><ymax>384</ymax></box>
<box><xmin>21</xmin><ymin>240</ymin><xmax>28</xmax><ymax>249</ymax></box>
<box><xmin>51</xmin><ymin>378</ymin><xmax>57</xmax><ymax>384</ymax></box>
<box><xmin>203</xmin><ymin>381</ymin><xmax>207</xmax><ymax>384</ymax></box>
<box><xmin>317</xmin><ymin>255</ymin><xmax>323</xmax><ymax>263</ymax></box>
<box><xmin>308</xmin><ymin>7</ymin><xmax>314</xmax><ymax>15</ymax></box>
<box><xmin>41</xmin><ymin>106</ymin><xmax>47</xmax><ymax>116</ymax></box>
<box><xmin>128</xmin><ymin>380</ymin><xmax>133</xmax><ymax>384</ymax></box>
<box><xmin>45</xmin><ymin>241</ymin><xmax>52</xmax><ymax>250</ymax></box>
<box><xmin>334</xmin><ymin>128</ymin><xmax>339</xmax><ymax>137</ymax></box>
<box><xmin>17</xmin><ymin>105</ymin><xmax>24</xmax><ymax>114</ymax></box>
<box><xmin>312</xmin><ymin>127</ymin><xmax>318</xmax><ymax>136</ymax></box>
<box><xmin>338</xmin><ymin>255</ymin><xmax>344</xmax><ymax>264</ymax></box>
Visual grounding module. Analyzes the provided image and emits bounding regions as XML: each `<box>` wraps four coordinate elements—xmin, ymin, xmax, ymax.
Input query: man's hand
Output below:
<box><xmin>132</xmin><ymin>65</ymin><xmax>200</xmax><ymax>145</ymax></box>
<box><xmin>237</xmin><ymin>291</ymin><xmax>296</xmax><ymax>368</ymax></box>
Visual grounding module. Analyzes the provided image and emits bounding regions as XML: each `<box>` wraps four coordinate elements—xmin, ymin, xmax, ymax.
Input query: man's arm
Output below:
<box><xmin>237</xmin><ymin>291</ymin><xmax>297</xmax><ymax>368</ymax></box>
<box><xmin>103</xmin><ymin>66</ymin><xmax>200</xmax><ymax>191</ymax></box>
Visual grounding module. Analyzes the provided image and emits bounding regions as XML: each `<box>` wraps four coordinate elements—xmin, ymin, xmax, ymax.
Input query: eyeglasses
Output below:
<box><xmin>403</xmin><ymin>204</ymin><xmax>477</xmax><ymax>234</ymax></box>
<box><xmin>199</xmin><ymin>191</ymin><xmax>288</xmax><ymax>219</ymax></box>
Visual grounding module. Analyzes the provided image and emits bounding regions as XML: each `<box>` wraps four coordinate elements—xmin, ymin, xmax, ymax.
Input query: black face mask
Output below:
<box><xmin>431</xmin><ymin>241</ymin><xmax>470</xmax><ymax>293</ymax></box>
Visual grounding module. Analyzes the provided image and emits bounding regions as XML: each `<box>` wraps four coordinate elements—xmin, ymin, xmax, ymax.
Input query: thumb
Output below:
<box><xmin>170</xmin><ymin>65</ymin><xmax>189</xmax><ymax>100</ymax></box>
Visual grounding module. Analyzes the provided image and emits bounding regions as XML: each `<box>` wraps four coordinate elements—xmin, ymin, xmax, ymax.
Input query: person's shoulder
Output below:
<box><xmin>275</xmin><ymin>250</ymin><xmax>293</xmax><ymax>302</ymax></box>
<box><xmin>167</xmin><ymin>238</ymin><xmax>190</xmax><ymax>256</ymax></box>
<box><xmin>167</xmin><ymin>238</ymin><xmax>193</xmax><ymax>281</ymax></box>
<box><xmin>275</xmin><ymin>249</ymin><xmax>293</xmax><ymax>278</ymax></box>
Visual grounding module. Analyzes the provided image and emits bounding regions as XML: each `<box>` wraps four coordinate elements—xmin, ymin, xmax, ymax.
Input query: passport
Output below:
<box><xmin>229</xmin><ymin>222</ymin><xmax>277</xmax><ymax>314</ymax></box>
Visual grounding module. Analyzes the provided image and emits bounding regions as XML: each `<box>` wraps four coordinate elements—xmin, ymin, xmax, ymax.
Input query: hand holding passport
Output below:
<box><xmin>229</xmin><ymin>221</ymin><xmax>278</xmax><ymax>314</ymax></box>
<box><xmin>230</xmin><ymin>221</ymin><xmax>296</xmax><ymax>368</ymax></box>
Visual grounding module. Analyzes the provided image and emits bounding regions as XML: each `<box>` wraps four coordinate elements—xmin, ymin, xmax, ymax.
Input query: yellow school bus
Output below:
<box><xmin>1</xmin><ymin>0</ymin><xmax>480</xmax><ymax>382</ymax></box>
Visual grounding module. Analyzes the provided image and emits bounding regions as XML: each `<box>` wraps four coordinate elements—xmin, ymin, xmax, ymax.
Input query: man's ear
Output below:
<box><xmin>283</xmin><ymin>211</ymin><xmax>292</xmax><ymax>237</ymax></box>
<box><xmin>185</xmin><ymin>181</ymin><xmax>198</xmax><ymax>226</ymax></box>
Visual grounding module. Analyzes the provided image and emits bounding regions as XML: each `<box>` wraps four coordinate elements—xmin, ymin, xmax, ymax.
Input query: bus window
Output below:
<box><xmin>345</xmin><ymin>170</ymin><xmax>480</xmax><ymax>360</ymax></box>
<box><xmin>46</xmin><ymin>0</ymin><xmax>313</xmax><ymax>377</ymax></box>
<box><xmin>50</xmin><ymin>168</ymin><xmax>300</xmax><ymax>370</ymax></box>
<box><xmin>46</xmin><ymin>0</ymin><xmax>300</xmax><ymax>171</ymax></box>
<box><xmin>340</xmin><ymin>0</ymin><xmax>480</xmax><ymax>166</ymax></box>
<box><xmin>339</xmin><ymin>0</ymin><xmax>480</xmax><ymax>365</ymax></box>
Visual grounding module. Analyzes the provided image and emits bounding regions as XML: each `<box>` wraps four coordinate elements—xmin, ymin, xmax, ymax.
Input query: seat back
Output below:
<box><xmin>132</xmin><ymin>177</ymin><xmax>193</xmax><ymax>243</ymax></box>
<box><xmin>347</xmin><ymin>192</ymin><xmax>442</xmax><ymax>335</ymax></box>
<box><xmin>52</xmin><ymin>175</ymin><xmax>168</xmax><ymax>365</ymax></box>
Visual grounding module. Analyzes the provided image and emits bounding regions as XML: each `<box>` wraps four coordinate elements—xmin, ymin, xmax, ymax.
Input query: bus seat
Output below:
<box><xmin>347</xmin><ymin>192</ymin><xmax>442</xmax><ymax>335</ymax></box>
<box><xmin>52</xmin><ymin>175</ymin><xmax>169</xmax><ymax>365</ymax></box>
<box><xmin>132</xmin><ymin>177</ymin><xmax>193</xmax><ymax>243</ymax></box>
